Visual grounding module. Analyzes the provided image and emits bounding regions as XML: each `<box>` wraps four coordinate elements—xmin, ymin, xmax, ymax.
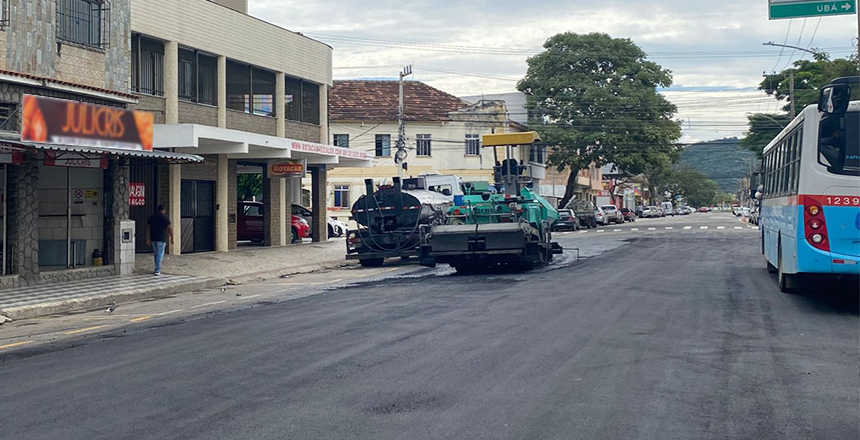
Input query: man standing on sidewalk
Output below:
<box><xmin>147</xmin><ymin>205</ymin><xmax>174</xmax><ymax>276</ymax></box>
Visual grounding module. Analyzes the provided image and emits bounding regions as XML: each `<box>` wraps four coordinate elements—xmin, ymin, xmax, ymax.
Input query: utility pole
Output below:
<box><xmin>789</xmin><ymin>70</ymin><xmax>796</xmax><ymax>119</ymax></box>
<box><xmin>396</xmin><ymin>65</ymin><xmax>413</xmax><ymax>181</ymax></box>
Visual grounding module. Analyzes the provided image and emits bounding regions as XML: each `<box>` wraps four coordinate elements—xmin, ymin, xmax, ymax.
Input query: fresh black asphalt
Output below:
<box><xmin>0</xmin><ymin>223</ymin><xmax>857</xmax><ymax>440</ymax></box>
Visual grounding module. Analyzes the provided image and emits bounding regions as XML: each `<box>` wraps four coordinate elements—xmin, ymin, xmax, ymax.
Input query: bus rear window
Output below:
<box><xmin>819</xmin><ymin>111</ymin><xmax>859</xmax><ymax>176</ymax></box>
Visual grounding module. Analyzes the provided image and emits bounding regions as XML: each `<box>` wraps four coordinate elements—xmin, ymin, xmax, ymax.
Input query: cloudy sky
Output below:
<box><xmin>250</xmin><ymin>0</ymin><xmax>858</xmax><ymax>142</ymax></box>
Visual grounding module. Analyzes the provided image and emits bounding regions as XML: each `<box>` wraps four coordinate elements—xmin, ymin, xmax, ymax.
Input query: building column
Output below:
<box><xmin>168</xmin><ymin>164</ymin><xmax>182</xmax><ymax>255</ymax></box>
<box><xmin>164</xmin><ymin>41</ymin><xmax>179</xmax><ymax>124</ymax></box>
<box><xmin>263</xmin><ymin>164</ymin><xmax>283</xmax><ymax>247</ymax></box>
<box><xmin>216</xmin><ymin>155</ymin><xmax>229</xmax><ymax>252</ymax></box>
<box><xmin>279</xmin><ymin>178</ymin><xmax>287</xmax><ymax>246</ymax></box>
<box><xmin>10</xmin><ymin>155</ymin><xmax>39</xmax><ymax>285</ymax></box>
<box><xmin>284</xmin><ymin>176</ymin><xmax>293</xmax><ymax>243</ymax></box>
<box><xmin>310</xmin><ymin>165</ymin><xmax>327</xmax><ymax>242</ymax></box>
<box><xmin>319</xmin><ymin>84</ymin><xmax>328</xmax><ymax>143</ymax></box>
<box><xmin>217</xmin><ymin>55</ymin><xmax>227</xmax><ymax>128</ymax></box>
<box><xmin>275</xmin><ymin>72</ymin><xmax>286</xmax><ymax>137</ymax></box>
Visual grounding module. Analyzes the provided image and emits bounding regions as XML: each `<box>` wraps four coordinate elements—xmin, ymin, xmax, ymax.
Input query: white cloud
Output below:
<box><xmin>250</xmin><ymin>0</ymin><xmax>857</xmax><ymax>141</ymax></box>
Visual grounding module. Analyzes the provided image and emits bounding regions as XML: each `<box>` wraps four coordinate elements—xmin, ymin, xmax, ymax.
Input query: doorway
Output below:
<box><xmin>129</xmin><ymin>159</ymin><xmax>159</xmax><ymax>253</ymax></box>
<box><xmin>180</xmin><ymin>180</ymin><xmax>215</xmax><ymax>253</ymax></box>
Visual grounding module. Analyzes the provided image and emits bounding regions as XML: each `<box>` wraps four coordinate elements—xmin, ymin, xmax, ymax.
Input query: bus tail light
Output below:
<box><xmin>803</xmin><ymin>196</ymin><xmax>829</xmax><ymax>252</ymax></box>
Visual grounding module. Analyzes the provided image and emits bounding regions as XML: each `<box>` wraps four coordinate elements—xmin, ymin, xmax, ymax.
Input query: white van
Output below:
<box><xmin>660</xmin><ymin>202</ymin><xmax>675</xmax><ymax>216</ymax></box>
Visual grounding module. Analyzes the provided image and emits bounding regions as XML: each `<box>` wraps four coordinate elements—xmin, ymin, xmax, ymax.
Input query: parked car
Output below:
<box><xmin>600</xmin><ymin>205</ymin><xmax>624</xmax><ymax>224</ymax></box>
<box><xmin>620</xmin><ymin>207</ymin><xmax>636</xmax><ymax>222</ymax></box>
<box><xmin>239</xmin><ymin>201</ymin><xmax>309</xmax><ymax>244</ymax></box>
<box><xmin>697</xmin><ymin>207</ymin><xmax>710</xmax><ymax>213</ymax></box>
<box><xmin>679</xmin><ymin>206</ymin><xmax>692</xmax><ymax>215</ymax></box>
<box><xmin>569</xmin><ymin>200</ymin><xmax>597</xmax><ymax>229</ymax></box>
<box><xmin>552</xmin><ymin>209</ymin><xmax>580</xmax><ymax>231</ymax></box>
<box><xmin>291</xmin><ymin>204</ymin><xmax>348</xmax><ymax>237</ymax></box>
<box><xmin>649</xmin><ymin>206</ymin><xmax>664</xmax><ymax>217</ymax></box>
<box><xmin>595</xmin><ymin>207</ymin><xmax>606</xmax><ymax>226</ymax></box>
<box><xmin>741</xmin><ymin>207</ymin><xmax>751</xmax><ymax>217</ymax></box>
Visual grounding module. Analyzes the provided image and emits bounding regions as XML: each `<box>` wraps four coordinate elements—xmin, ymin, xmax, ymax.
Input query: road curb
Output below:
<box><xmin>0</xmin><ymin>278</ymin><xmax>225</xmax><ymax>321</ymax></box>
<box><xmin>228</xmin><ymin>259</ymin><xmax>358</xmax><ymax>284</ymax></box>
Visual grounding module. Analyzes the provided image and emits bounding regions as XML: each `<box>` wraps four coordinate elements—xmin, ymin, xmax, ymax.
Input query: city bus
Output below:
<box><xmin>759</xmin><ymin>77</ymin><xmax>859</xmax><ymax>292</ymax></box>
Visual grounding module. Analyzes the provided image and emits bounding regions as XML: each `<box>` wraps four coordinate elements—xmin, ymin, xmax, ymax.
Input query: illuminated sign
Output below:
<box><xmin>22</xmin><ymin>95</ymin><xmax>154</xmax><ymax>151</ymax></box>
<box><xmin>129</xmin><ymin>182</ymin><xmax>146</xmax><ymax>206</ymax></box>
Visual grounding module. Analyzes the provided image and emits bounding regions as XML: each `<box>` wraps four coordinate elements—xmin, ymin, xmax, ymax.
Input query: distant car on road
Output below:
<box><xmin>741</xmin><ymin>207</ymin><xmax>751</xmax><ymax>217</ymax></box>
<box><xmin>620</xmin><ymin>207</ymin><xmax>636</xmax><ymax>222</ymax></box>
<box><xmin>697</xmin><ymin>207</ymin><xmax>710</xmax><ymax>213</ymax></box>
<box><xmin>291</xmin><ymin>204</ymin><xmax>348</xmax><ymax>238</ymax></box>
<box><xmin>569</xmin><ymin>200</ymin><xmax>597</xmax><ymax>229</ymax></box>
<box><xmin>595</xmin><ymin>207</ymin><xmax>607</xmax><ymax>226</ymax></box>
<box><xmin>600</xmin><ymin>205</ymin><xmax>624</xmax><ymax>224</ymax></box>
<box><xmin>649</xmin><ymin>206</ymin><xmax>664</xmax><ymax>217</ymax></box>
<box><xmin>552</xmin><ymin>209</ymin><xmax>580</xmax><ymax>231</ymax></box>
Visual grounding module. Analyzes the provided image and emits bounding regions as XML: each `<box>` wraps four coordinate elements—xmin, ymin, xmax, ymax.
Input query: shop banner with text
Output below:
<box><xmin>22</xmin><ymin>95</ymin><xmax>154</xmax><ymax>151</ymax></box>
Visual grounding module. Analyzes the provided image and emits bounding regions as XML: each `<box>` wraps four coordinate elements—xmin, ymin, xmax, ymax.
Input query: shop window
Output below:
<box><xmin>333</xmin><ymin>134</ymin><xmax>349</xmax><ymax>148</ymax></box>
<box><xmin>375</xmin><ymin>134</ymin><xmax>391</xmax><ymax>157</ymax></box>
<box><xmin>57</xmin><ymin>0</ymin><xmax>109</xmax><ymax>49</ymax></box>
<box><xmin>334</xmin><ymin>185</ymin><xmax>350</xmax><ymax>209</ymax></box>
<box><xmin>465</xmin><ymin>133</ymin><xmax>480</xmax><ymax>156</ymax></box>
<box><xmin>416</xmin><ymin>134</ymin><xmax>431</xmax><ymax>156</ymax></box>
<box><xmin>131</xmin><ymin>34</ymin><xmax>164</xmax><ymax>96</ymax></box>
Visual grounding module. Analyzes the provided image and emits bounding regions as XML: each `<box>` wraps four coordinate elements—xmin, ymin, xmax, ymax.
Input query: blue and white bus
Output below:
<box><xmin>760</xmin><ymin>77</ymin><xmax>859</xmax><ymax>292</ymax></box>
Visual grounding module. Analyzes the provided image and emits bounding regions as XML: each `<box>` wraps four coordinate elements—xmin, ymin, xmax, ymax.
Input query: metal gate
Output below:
<box><xmin>180</xmin><ymin>180</ymin><xmax>215</xmax><ymax>253</ymax></box>
<box><xmin>129</xmin><ymin>159</ymin><xmax>159</xmax><ymax>253</ymax></box>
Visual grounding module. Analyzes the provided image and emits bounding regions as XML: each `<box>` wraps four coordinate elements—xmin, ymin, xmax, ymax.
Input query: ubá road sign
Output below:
<box><xmin>769</xmin><ymin>0</ymin><xmax>857</xmax><ymax>20</ymax></box>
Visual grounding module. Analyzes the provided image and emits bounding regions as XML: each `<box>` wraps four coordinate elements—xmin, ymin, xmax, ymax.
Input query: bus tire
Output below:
<box><xmin>778</xmin><ymin>246</ymin><xmax>797</xmax><ymax>293</ymax></box>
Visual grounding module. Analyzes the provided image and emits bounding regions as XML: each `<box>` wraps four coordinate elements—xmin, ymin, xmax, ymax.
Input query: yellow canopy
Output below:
<box><xmin>481</xmin><ymin>131</ymin><xmax>541</xmax><ymax>147</ymax></box>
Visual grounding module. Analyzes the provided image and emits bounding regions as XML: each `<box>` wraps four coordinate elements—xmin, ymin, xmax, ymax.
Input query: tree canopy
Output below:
<box><xmin>742</xmin><ymin>56</ymin><xmax>859</xmax><ymax>156</ymax></box>
<box><xmin>517</xmin><ymin>32</ymin><xmax>681</xmax><ymax>208</ymax></box>
<box><xmin>655</xmin><ymin>165</ymin><xmax>721</xmax><ymax>208</ymax></box>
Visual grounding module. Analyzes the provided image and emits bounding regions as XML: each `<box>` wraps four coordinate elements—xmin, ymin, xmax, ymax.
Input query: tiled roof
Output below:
<box><xmin>329</xmin><ymin>80</ymin><xmax>469</xmax><ymax>122</ymax></box>
<box><xmin>0</xmin><ymin>69</ymin><xmax>139</xmax><ymax>101</ymax></box>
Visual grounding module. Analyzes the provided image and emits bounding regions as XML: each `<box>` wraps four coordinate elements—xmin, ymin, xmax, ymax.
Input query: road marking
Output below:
<box><xmin>684</xmin><ymin>226</ymin><xmax>692</xmax><ymax>230</ymax></box>
<box><xmin>700</xmin><ymin>226</ymin><xmax>709</xmax><ymax>230</ymax></box>
<box><xmin>665</xmin><ymin>227</ymin><xmax>674</xmax><ymax>230</ymax></box>
<box><xmin>613</xmin><ymin>229</ymin><xmax>621</xmax><ymax>232</ymax></box>
<box><xmin>631</xmin><ymin>228</ymin><xmax>639</xmax><ymax>231</ymax></box>
<box><xmin>717</xmin><ymin>226</ymin><xmax>726</xmax><ymax>230</ymax></box>
<box><xmin>578</xmin><ymin>230</ymin><xmax>588</xmax><ymax>234</ymax></box>
<box><xmin>596</xmin><ymin>229</ymin><xmax>605</xmax><ymax>233</ymax></box>
<box><xmin>735</xmin><ymin>227</ymin><xmax>743</xmax><ymax>230</ymax></box>
<box><xmin>129</xmin><ymin>315</ymin><xmax>153</xmax><ymax>323</ymax></box>
<box><xmin>190</xmin><ymin>300</ymin><xmax>226</xmax><ymax>309</ymax></box>
<box><xmin>64</xmin><ymin>325</ymin><xmax>109</xmax><ymax>335</ymax></box>
<box><xmin>327</xmin><ymin>279</ymin><xmax>344</xmax><ymax>284</ymax></box>
<box><xmin>240</xmin><ymin>294</ymin><xmax>261</xmax><ymax>300</ymax></box>
<box><xmin>0</xmin><ymin>341</ymin><xmax>34</xmax><ymax>351</ymax></box>
<box><xmin>157</xmin><ymin>309</ymin><xmax>183</xmax><ymax>316</ymax></box>
<box><xmin>648</xmin><ymin>227</ymin><xmax>656</xmax><ymax>231</ymax></box>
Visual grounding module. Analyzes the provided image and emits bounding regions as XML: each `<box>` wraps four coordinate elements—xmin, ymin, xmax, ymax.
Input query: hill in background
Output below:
<box><xmin>679</xmin><ymin>137</ymin><xmax>756</xmax><ymax>193</ymax></box>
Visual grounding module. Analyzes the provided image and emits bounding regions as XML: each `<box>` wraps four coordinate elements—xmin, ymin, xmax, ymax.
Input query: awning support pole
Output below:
<box><xmin>67</xmin><ymin>168</ymin><xmax>72</xmax><ymax>268</ymax></box>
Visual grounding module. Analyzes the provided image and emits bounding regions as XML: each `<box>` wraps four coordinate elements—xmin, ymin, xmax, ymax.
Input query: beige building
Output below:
<box><xmin>325</xmin><ymin>80</ymin><xmax>546</xmax><ymax>221</ymax></box>
<box><xmin>128</xmin><ymin>0</ymin><xmax>370</xmax><ymax>255</ymax></box>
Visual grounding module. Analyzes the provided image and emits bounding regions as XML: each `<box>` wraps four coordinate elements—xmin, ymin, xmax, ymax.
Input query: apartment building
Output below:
<box><xmin>0</xmin><ymin>0</ymin><xmax>204</xmax><ymax>288</ymax></box>
<box><xmin>326</xmin><ymin>80</ymin><xmax>545</xmax><ymax>220</ymax></box>
<box><xmin>127</xmin><ymin>0</ymin><xmax>370</xmax><ymax>254</ymax></box>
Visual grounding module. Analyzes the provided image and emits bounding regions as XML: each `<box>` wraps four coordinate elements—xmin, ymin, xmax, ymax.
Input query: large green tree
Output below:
<box><xmin>517</xmin><ymin>32</ymin><xmax>681</xmax><ymax>208</ymax></box>
<box><xmin>742</xmin><ymin>56</ymin><xmax>859</xmax><ymax>156</ymax></box>
<box><xmin>656</xmin><ymin>165</ymin><xmax>721</xmax><ymax>208</ymax></box>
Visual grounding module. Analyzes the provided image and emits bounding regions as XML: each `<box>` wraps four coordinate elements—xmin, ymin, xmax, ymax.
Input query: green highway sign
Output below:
<box><xmin>769</xmin><ymin>0</ymin><xmax>857</xmax><ymax>19</ymax></box>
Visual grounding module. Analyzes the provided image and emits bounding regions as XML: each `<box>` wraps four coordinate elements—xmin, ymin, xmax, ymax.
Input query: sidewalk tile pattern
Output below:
<box><xmin>0</xmin><ymin>275</ymin><xmax>207</xmax><ymax>309</ymax></box>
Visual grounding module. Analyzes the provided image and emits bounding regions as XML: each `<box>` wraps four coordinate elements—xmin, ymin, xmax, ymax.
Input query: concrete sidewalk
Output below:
<box><xmin>135</xmin><ymin>239</ymin><xmax>353</xmax><ymax>282</ymax></box>
<box><xmin>0</xmin><ymin>274</ymin><xmax>220</xmax><ymax>320</ymax></box>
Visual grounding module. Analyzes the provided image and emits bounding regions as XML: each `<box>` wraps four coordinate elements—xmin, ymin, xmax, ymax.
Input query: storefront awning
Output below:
<box><xmin>0</xmin><ymin>140</ymin><xmax>205</xmax><ymax>164</ymax></box>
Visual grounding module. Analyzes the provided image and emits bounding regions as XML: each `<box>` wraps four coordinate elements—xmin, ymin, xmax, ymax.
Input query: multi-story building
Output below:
<box><xmin>326</xmin><ymin>80</ymin><xmax>545</xmax><ymax>221</ymax></box>
<box><xmin>127</xmin><ymin>0</ymin><xmax>369</xmax><ymax>255</ymax></box>
<box><xmin>0</xmin><ymin>0</ymin><xmax>204</xmax><ymax>287</ymax></box>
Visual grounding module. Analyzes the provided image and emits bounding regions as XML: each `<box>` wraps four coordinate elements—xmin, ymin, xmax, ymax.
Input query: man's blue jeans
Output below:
<box><xmin>152</xmin><ymin>241</ymin><xmax>166</xmax><ymax>273</ymax></box>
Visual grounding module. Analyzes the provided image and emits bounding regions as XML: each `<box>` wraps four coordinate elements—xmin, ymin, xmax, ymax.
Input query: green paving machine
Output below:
<box><xmin>419</xmin><ymin>132</ymin><xmax>563</xmax><ymax>272</ymax></box>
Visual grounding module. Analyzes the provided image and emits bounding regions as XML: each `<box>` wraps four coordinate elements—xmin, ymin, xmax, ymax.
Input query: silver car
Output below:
<box><xmin>600</xmin><ymin>205</ymin><xmax>624</xmax><ymax>225</ymax></box>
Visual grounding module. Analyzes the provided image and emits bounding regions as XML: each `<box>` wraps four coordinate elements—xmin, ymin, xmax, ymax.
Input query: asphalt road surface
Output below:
<box><xmin>0</xmin><ymin>213</ymin><xmax>857</xmax><ymax>440</ymax></box>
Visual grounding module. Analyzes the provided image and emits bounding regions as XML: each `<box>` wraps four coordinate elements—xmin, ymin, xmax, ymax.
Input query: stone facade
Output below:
<box><xmin>4</xmin><ymin>0</ymin><xmax>131</xmax><ymax>93</ymax></box>
<box><xmin>178</xmin><ymin>101</ymin><xmax>218</xmax><ymax>127</ymax></box>
<box><xmin>285</xmin><ymin>120</ymin><xmax>322</xmax><ymax>143</ymax></box>
<box><xmin>226</xmin><ymin>110</ymin><xmax>277</xmax><ymax>137</ymax></box>
<box><xmin>10</xmin><ymin>155</ymin><xmax>39</xmax><ymax>285</ymax></box>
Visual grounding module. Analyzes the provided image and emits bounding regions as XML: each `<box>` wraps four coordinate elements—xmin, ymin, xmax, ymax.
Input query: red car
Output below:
<box><xmin>620</xmin><ymin>207</ymin><xmax>636</xmax><ymax>222</ymax></box>
<box><xmin>237</xmin><ymin>201</ymin><xmax>309</xmax><ymax>244</ymax></box>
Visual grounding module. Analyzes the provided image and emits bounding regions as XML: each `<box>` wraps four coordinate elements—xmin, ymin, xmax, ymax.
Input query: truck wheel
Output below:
<box><xmin>359</xmin><ymin>258</ymin><xmax>385</xmax><ymax>268</ymax></box>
